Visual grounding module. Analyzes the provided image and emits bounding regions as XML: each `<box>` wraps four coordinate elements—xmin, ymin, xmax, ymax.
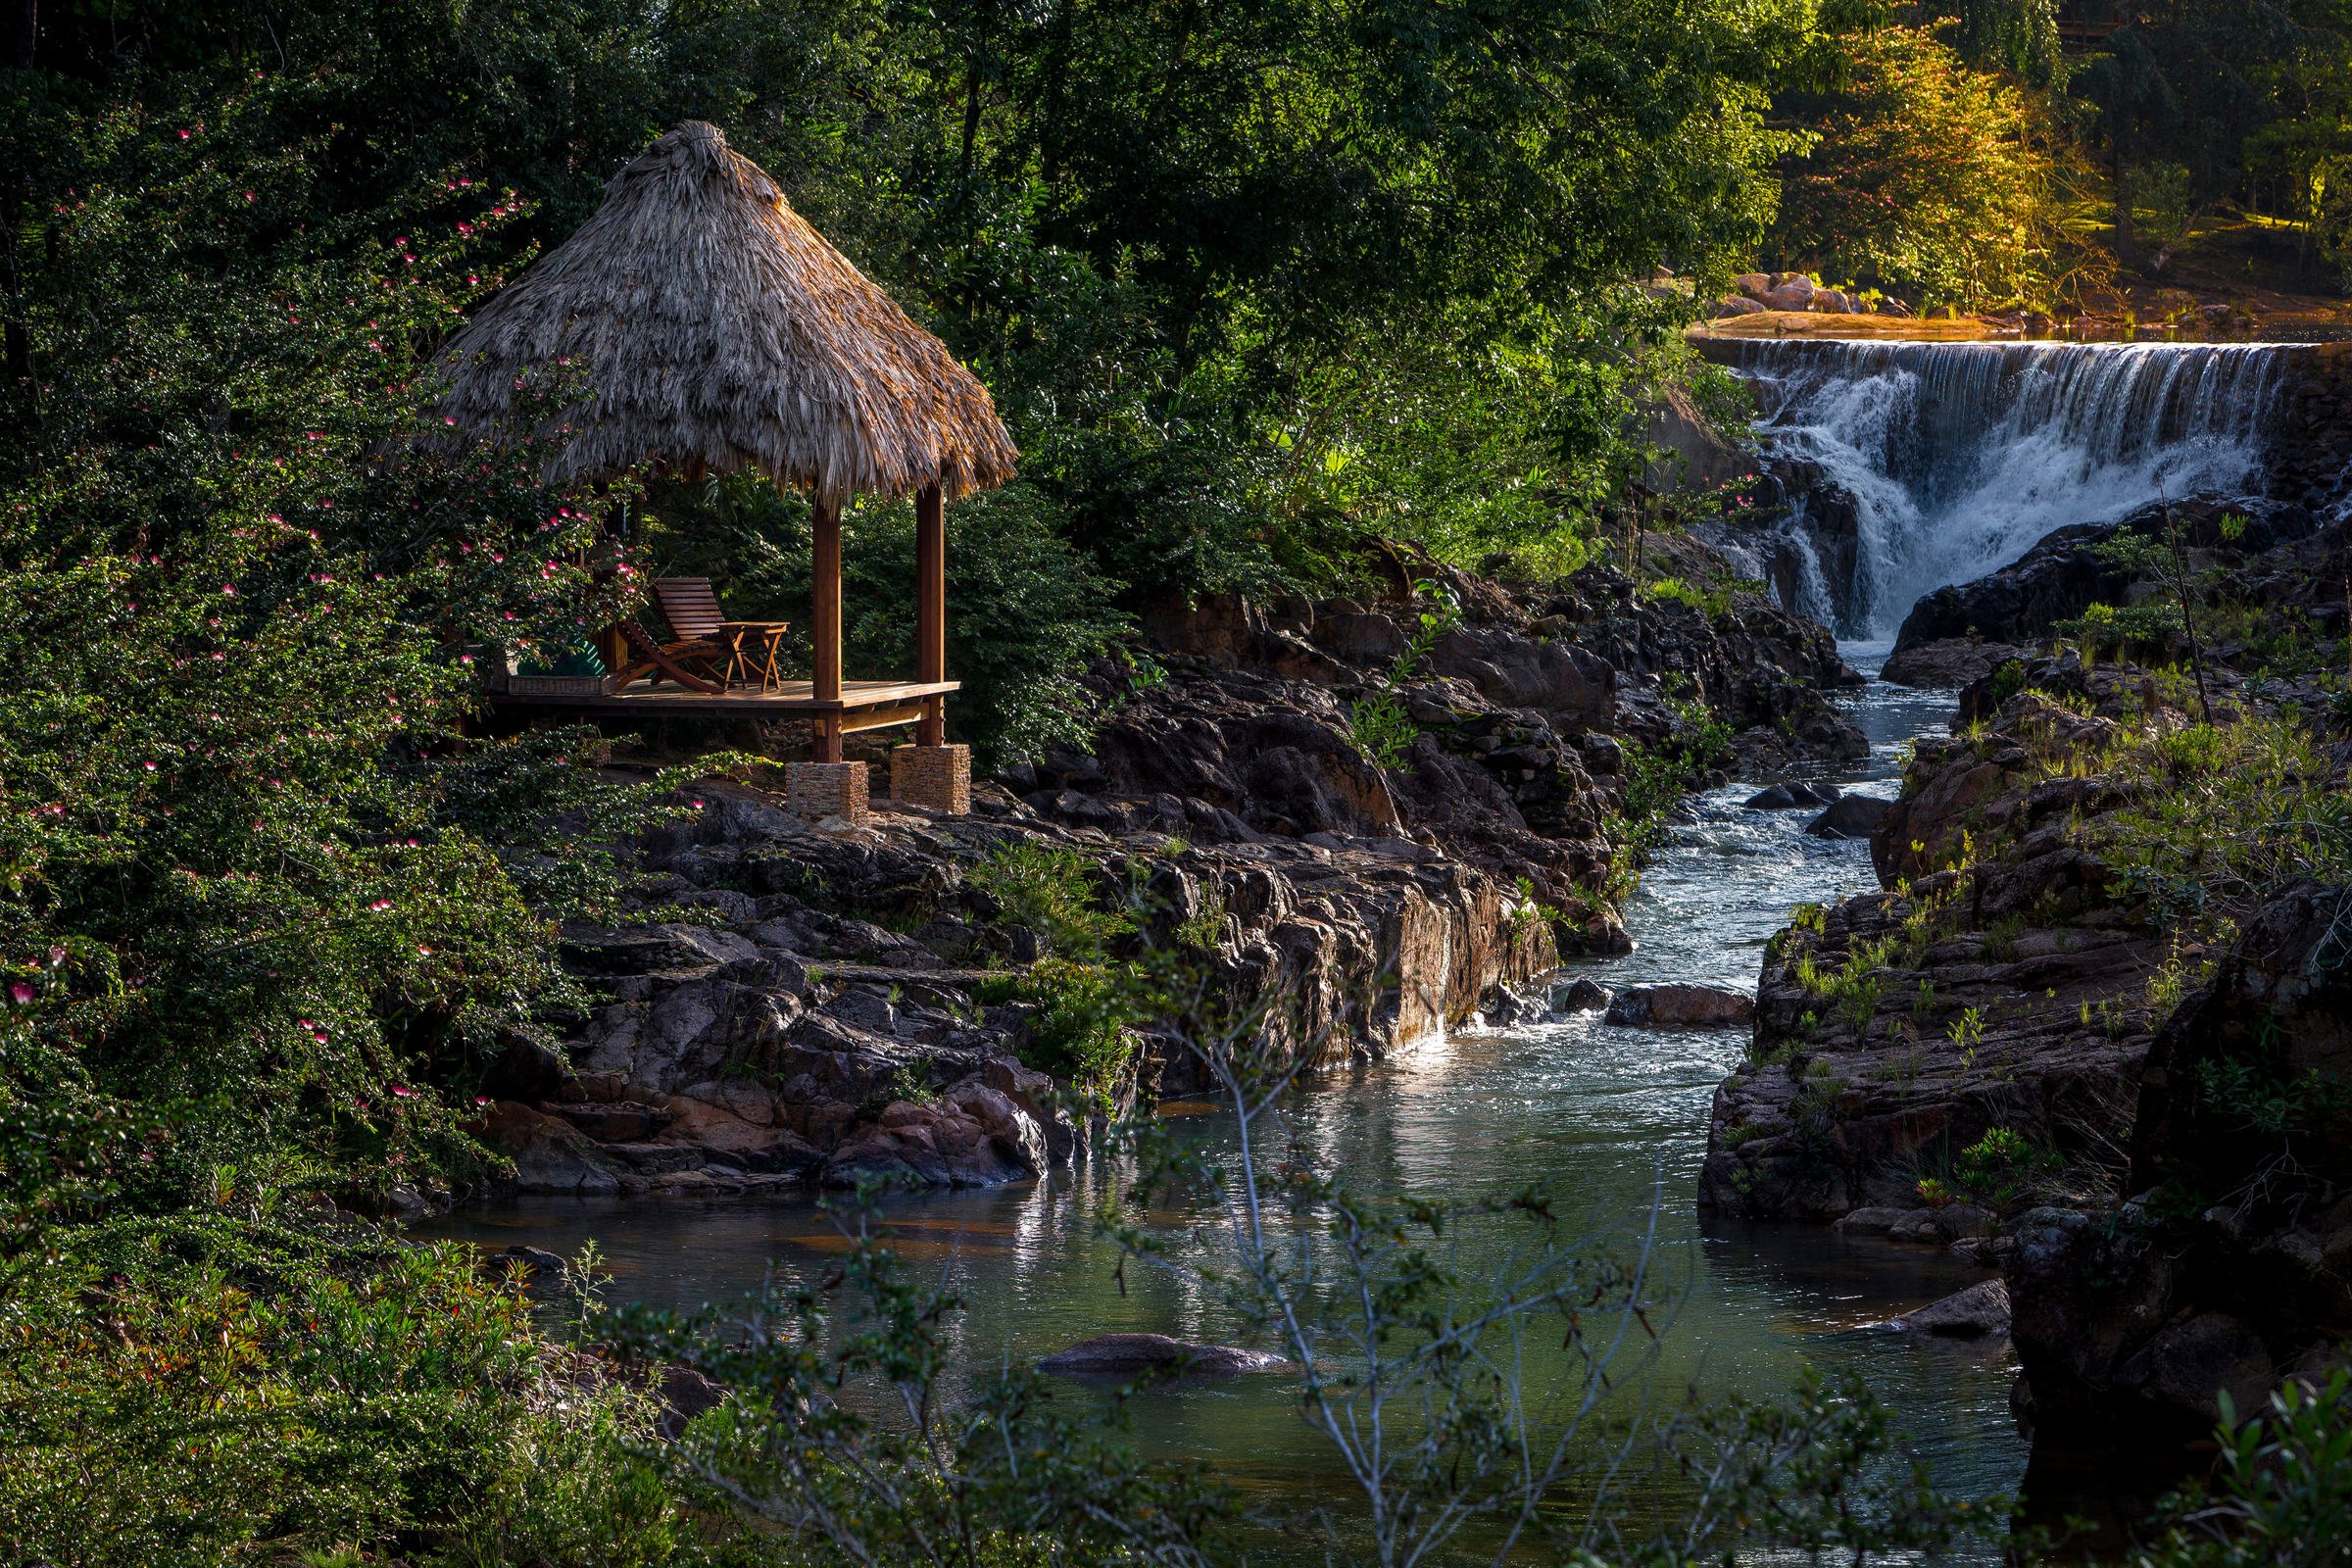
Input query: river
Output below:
<box><xmin>424</xmin><ymin>645</ymin><xmax>2028</xmax><ymax>1552</ymax></box>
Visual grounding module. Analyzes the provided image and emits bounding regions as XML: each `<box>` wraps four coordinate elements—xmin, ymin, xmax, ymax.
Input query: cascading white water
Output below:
<box><xmin>1728</xmin><ymin>340</ymin><xmax>2295</xmax><ymax>637</ymax></box>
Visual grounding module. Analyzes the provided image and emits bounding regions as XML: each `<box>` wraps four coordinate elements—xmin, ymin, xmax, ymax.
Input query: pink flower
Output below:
<box><xmin>390</xmin><ymin>1085</ymin><xmax>414</xmax><ymax>1098</ymax></box>
<box><xmin>221</xmin><ymin>583</ymin><xmax>236</xmax><ymax>596</ymax></box>
<box><xmin>7</xmin><ymin>983</ymin><xmax>33</xmax><ymax>1004</ymax></box>
<box><xmin>368</xmin><ymin>899</ymin><xmax>393</xmax><ymax>911</ymax></box>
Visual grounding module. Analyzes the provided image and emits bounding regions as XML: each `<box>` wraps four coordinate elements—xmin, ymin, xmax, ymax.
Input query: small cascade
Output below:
<box><xmin>1724</xmin><ymin>339</ymin><xmax>2299</xmax><ymax>637</ymax></box>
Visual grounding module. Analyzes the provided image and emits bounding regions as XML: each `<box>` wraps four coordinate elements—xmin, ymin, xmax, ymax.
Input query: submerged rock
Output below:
<box><xmin>1893</xmin><ymin>1279</ymin><xmax>2011</xmax><ymax>1338</ymax></box>
<box><xmin>1556</xmin><ymin>977</ymin><xmax>1611</xmax><ymax>1012</ymax></box>
<box><xmin>1604</xmin><ymin>984</ymin><xmax>1754</xmax><ymax>1029</ymax></box>
<box><xmin>1743</xmin><ymin>781</ymin><xmax>1839</xmax><ymax>810</ymax></box>
<box><xmin>1037</xmin><ymin>1333</ymin><xmax>1288</xmax><ymax>1381</ymax></box>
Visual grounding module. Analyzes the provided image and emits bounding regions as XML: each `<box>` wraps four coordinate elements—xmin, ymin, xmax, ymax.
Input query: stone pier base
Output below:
<box><xmin>788</xmin><ymin>760</ymin><xmax>870</xmax><ymax>824</ymax></box>
<box><xmin>891</xmin><ymin>744</ymin><xmax>971</xmax><ymax>814</ymax></box>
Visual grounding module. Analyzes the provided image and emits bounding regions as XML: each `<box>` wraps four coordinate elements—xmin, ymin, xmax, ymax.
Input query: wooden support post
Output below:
<box><xmin>811</xmin><ymin>493</ymin><xmax>844</xmax><ymax>762</ymax></box>
<box><xmin>915</xmin><ymin>482</ymin><xmax>947</xmax><ymax>747</ymax></box>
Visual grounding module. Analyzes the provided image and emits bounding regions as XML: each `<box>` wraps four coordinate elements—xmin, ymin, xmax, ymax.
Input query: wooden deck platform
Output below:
<box><xmin>487</xmin><ymin>678</ymin><xmax>957</xmax><ymax>727</ymax></box>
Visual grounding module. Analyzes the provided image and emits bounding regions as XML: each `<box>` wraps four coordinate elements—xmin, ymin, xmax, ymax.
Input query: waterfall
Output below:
<box><xmin>1725</xmin><ymin>339</ymin><xmax>2295</xmax><ymax>638</ymax></box>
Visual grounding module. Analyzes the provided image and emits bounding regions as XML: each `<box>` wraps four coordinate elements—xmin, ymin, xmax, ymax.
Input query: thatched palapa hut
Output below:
<box><xmin>435</xmin><ymin>120</ymin><xmax>1017</xmax><ymax>814</ymax></box>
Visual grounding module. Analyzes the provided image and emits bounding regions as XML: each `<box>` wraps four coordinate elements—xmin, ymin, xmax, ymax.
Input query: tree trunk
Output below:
<box><xmin>10</xmin><ymin>0</ymin><xmax>32</xmax><ymax>70</ymax></box>
<box><xmin>2110</xmin><ymin>128</ymin><xmax>2136</xmax><ymax>268</ymax></box>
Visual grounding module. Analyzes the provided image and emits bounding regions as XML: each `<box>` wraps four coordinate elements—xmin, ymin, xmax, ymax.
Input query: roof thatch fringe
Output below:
<box><xmin>429</xmin><ymin>121</ymin><xmax>1017</xmax><ymax>505</ymax></box>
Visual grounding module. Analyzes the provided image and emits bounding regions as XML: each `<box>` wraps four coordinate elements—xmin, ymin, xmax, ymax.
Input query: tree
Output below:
<box><xmin>1774</xmin><ymin>23</ymin><xmax>2106</xmax><ymax>310</ymax></box>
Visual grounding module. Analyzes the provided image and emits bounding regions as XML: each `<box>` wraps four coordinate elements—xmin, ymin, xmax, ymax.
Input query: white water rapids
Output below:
<box><xmin>1722</xmin><ymin>339</ymin><xmax>2296</xmax><ymax>637</ymax></box>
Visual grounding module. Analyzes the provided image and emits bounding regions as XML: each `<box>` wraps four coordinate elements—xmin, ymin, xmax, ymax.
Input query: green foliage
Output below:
<box><xmin>1173</xmin><ymin>884</ymin><xmax>1231</xmax><ymax>953</ymax></box>
<box><xmin>1600</xmin><ymin>696</ymin><xmax>1739</xmax><ymax>899</ymax></box>
<box><xmin>1011</xmin><ymin>956</ymin><xmax>1138</xmax><ymax>1089</ymax></box>
<box><xmin>0</xmin><ymin>1211</ymin><xmax>683</xmax><ymax>1567</ymax></box>
<box><xmin>2093</xmin><ymin>712</ymin><xmax>2352</xmax><ymax>927</ymax></box>
<box><xmin>1344</xmin><ymin>690</ymin><xmax>1423</xmax><ymax>771</ymax></box>
<box><xmin>1344</xmin><ymin>579</ymin><xmax>1462</xmax><ymax>768</ymax></box>
<box><xmin>1775</xmin><ymin>24</ymin><xmax>2110</xmax><ymax>309</ymax></box>
<box><xmin>0</xmin><ymin>91</ymin><xmax>709</xmax><ymax>1229</ymax></box>
<box><xmin>1659</xmin><ymin>1367</ymin><xmax>2000</xmax><ymax>1559</ymax></box>
<box><xmin>965</xmin><ymin>842</ymin><xmax>1128</xmax><ymax>959</ymax></box>
<box><xmin>2135</xmin><ymin>1370</ymin><xmax>2352</xmax><ymax>1568</ymax></box>
<box><xmin>1642</xmin><ymin>573</ymin><xmax>1734</xmax><ymax>620</ymax></box>
<box><xmin>1956</xmin><ymin>1125</ymin><xmax>2049</xmax><ymax>1206</ymax></box>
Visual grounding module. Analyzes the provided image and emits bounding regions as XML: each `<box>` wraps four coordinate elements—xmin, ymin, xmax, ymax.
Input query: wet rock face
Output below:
<box><xmin>1743</xmin><ymin>781</ymin><xmax>1839</xmax><ymax>810</ymax></box>
<box><xmin>1888</xmin><ymin>496</ymin><xmax>2324</xmax><ymax>662</ymax></box>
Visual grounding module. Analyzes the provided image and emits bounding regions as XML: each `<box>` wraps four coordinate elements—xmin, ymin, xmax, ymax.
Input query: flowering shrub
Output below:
<box><xmin>0</xmin><ymin>89</ymin><xmax>693</xmax><ymax>1233</ymax></box>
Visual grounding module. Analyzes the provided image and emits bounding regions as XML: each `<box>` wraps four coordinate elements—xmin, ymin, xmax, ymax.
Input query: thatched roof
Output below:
<box><xmin>431</xmin><ymin>121</ymin><xmax>1017</xmax><ymax>505</ymax></box>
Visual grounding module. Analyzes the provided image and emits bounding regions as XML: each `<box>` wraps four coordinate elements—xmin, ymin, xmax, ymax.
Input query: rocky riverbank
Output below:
<box><xmin>1701</xmin><ymin>502</ymin><xmax>2352</xmax><ymax>1441</ymax></box>
<box><xmin>471</xmin><ymin>544</ymin><xmax>1864</xmax><ymax>1203</ymax></box>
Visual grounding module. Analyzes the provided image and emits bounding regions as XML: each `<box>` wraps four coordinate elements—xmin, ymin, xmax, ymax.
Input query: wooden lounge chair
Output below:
<box><xmin>603</xmin><ymin>617</ymin><xmax>726</xmax><ymax>695</ymax></box>
<box><xmin>653</xmin><ymin>576</ymin><xmax>790</xmax><ymax>691</ymax></box>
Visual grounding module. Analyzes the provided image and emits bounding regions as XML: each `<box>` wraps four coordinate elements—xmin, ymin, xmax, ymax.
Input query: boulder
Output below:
<box><xmin>1879</xmin><ymin>638</ymin><xmax>2029</xmax><ymax>690</ymax></box>
<box><xmin>1478</xmin><ymin>982</ymin><xmax>1546</xmax><ymax>1028</ymax></box>
<box><xmin>1735</xmin><ymin>271</ymin><xmax>1773</xmax><ymax>300</ymax></box>
<box><xmin>1762</xmin><ymin>276</ymin><xmax>1816</xmax><ymax>311</ymax></box>
<box><xmin>480</xmin><ymin>1101</ymin><xmax>618</xmax><ymax>1196</ymax></box>
<box><xmin>1711</xmin><ymin>295</ymin><xmax>1767</xmax><ymax>318</ymax></box>
<box><xmin>1804</xmin><ymin>795</ymin><xmax>1891</xmax><ymax>840</ymax></box>
<box><xmin>1833</xmin><ymin>1207</ymin><xmax>1915</xmax><ymax>1237</ymax></box>
<box><xmin>657</xmin><ymin>1364</ymin><xmax>729</xmax><ymax>1441</ymax></box>
<box><xmin>822</xmin><ymin>1079</ymin><xmax>1052</xmax><ymax>1190</ymax></box>
<box><xmin>1556</xmin><ymin>977</ymin><xmax>1611</xmax><ymax>1012</ymax></box>
<box><xmin>1604</xmin><ymin>984</ymin><xmax>1754</xmax><ymax>1029</ymax></box>
<box><xmin>1893</xmin><ymin>1279</ymin><xmax>2011</xmax><ymax>1338</ymax></box>
<box><xmin>1037</xmin><ymin>1332</ymin><xmax>1288</xmax><ymax>1382</ymax></box>
<box><xmin>1743</xmin><ymin>781</ymin><xmax>1839</xmax><ymax>810</ymax></box>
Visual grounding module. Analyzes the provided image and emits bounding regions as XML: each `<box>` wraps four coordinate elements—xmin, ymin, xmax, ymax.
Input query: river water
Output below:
<box><xmin>425</xmin><ymin>649</ymin><xmax>2028</xmax><ymax>1551</ymax></box>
